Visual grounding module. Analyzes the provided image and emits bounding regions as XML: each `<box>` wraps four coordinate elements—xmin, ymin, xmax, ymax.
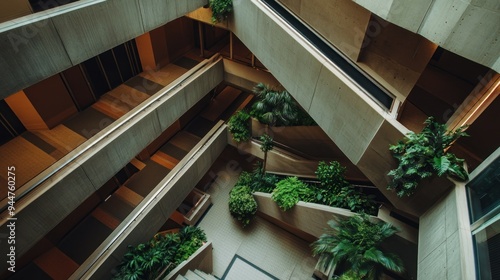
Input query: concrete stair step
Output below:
<box><xmin>175</xmin><ymin>274</ymin><xmax>188</xmax><ymax>280</ymax></box>
<box><xmin>194</xmin><ymin>269</ymin><xmax>218</xmax><ymax>280</ymax></box>
<box><xmin>185</xmin><ymin>269</ymin><xmax>205</xmax><ymax>280</ymax></box>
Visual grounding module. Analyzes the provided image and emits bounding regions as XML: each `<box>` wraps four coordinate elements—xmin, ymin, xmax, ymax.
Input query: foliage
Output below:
<box><xmin>272</xmin><ymin>177</ymin><xmax>315</xmax><ymax>211</ymax></box>
<box><xmin>229</xmin><ymin>185</ymin><xmax>258</xmax><ymax>227</ymax></box>
<box><xmin>260</xmin><ymin>134</ymin><xmax>274</xmax><ymax>174</ymax></box>
<box><xmin>312</xmin><ymin>215</ymin><xmax>404</xmax><ymax>280</ymax></box>
<box><xmin>316</xmin><ymin>161</ymin><xmax>351</xmax><ymax>192</ymax></box>
<box><xmin>228</xmin><ymin>110</ymin><xmax>251</xmax><ymax>143</ymax></box>
<box><xmin>114</xmin><ymin>226</ymin><xmax>207</xmax><ymax>280</ymax></box>
<box><xmin>236</xmin><ymin>171</ymin><xmax>253</xmax><ymax>187</ymax></box>
<box><xmin>174</xmin><ymin>227</ymin><xmax>207</xmax><ymax>264</ymax></box>
<box><xmin>209</xmin><ymin>0</ymin><xmax>233</xmax><ymax>23</ymax></box>
<box><xmin>315</xmin><ymin>161</ymin><xmax>377</xmax><ymax>215</ymax></box>
<box><xmin>260</xmin><ymin>134</ymin><xmax>274</xmax><ymax>153</ymax></box>
<box><xmin>251</xmin><ymin>83</ymin><xmax>298</xmax><ymax>127</ymax></box>
<box><xmin>238</xmin><ymin>163</ymin><xmax>279</xmax><ymax>193</ymax></box>
<box><xmin>388</xmin><ymin>117</ymin><xmax>469</xmax><ymax>197</ymax></box>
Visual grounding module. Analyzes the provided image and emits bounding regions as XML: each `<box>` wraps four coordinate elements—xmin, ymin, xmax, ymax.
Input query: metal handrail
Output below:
<box><xmin>70</xmin><ymin>121</ymin><xmax>226</xmax><ymax>279</ymax></box>
<box><xmin>0</xmin><ymin>54</ymin><xmax>222</xmax><ymax>215</ymax></box>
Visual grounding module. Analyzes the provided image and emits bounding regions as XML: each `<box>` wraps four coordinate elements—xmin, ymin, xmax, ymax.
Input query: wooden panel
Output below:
<box><xmin>164</xmin><ymin>17</ymin><xmax>195</xmax><ymax>61</ymax></box>
<box><xmin>5</xmin><ymin>90</ymin><xmax>48</xmax><ymax>130</ymax></box>
<box><xmin>150</xmin><ymin>25</ymin><xmax>170</xmax><ymax>68</ymax></box>
<box><xmin>62</xmin><ymin>66</ymin><xmax>95</xmax><ymax>110</ymax></box>
<box><xmin>34</xmin><ymin>247</ymin><xmax>79</xmax><ymax>280</ymax></box>
<box><xmin>24</xmin><ymin>75</ymin><xmax>78</xmax><ymax>129</ymax></box>
<box><xmin>0</xmin><ymin>0</ymin><xmax>32</xmax><ymax>23</ymax></box>
<box><xmin>136</xmin><ymin>32</ymin><xmax>157</xmax><ymax>71</ymax></box>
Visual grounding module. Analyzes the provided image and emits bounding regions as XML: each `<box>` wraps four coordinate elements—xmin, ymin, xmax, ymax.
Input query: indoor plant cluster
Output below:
<box><xmin>312</xmin><ymin>214</ymin><xmax>405</xmax><ymax>280</ymax></box>
<box><xmin>113</xmin><ymin>226</ymin><xmax>207</xmax><ymax>280</ymax></box>
<box><xmin>388</xmin><ymin>117</ymin><xmax>469</xmax><ymax>197</ymax></box>
<box><xmin>228</xmin><ymin>161</ymin><xmax>377</xmax><ymax>227</ymax></box>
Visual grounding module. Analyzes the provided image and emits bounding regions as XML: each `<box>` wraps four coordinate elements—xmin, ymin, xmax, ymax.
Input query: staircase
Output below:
<box><xmin>175</xmin><ymin>269</ymin><xmax>218</xmax><ymax>280</ymax></box>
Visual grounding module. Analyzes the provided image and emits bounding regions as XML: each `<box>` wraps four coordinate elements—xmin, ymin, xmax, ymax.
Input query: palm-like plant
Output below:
<box><xmin>388</xmin><ymin>117</ymin><xmax>468</xmax><ymax>197</ymax></box>
<box><xmin>312</xmin><ymin>214</ymin><xmax>404</xmax><ymax>280</ymax></box>
<box><xmin>252</xmin><ymin>83</ymin><xmax>298</xmax><ymax>128</ymax></box>
<box><xmin>260</xmin><ymin>134</ymin><xmax>274</xmax><ymax>174</ymax></box>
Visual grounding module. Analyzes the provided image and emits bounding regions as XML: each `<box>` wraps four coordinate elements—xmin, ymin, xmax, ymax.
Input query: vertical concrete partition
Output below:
<box><xmin>0</xmin><ymin>57</ymin><xmax>224</xmax><ymax>263</ymax></box>
<box><xmin>72</xmin><ymin>123</ymin><xmax>227</xmax><ymax>279</ymax></box>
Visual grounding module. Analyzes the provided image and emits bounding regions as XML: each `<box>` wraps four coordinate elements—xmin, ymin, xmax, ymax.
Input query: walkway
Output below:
<box><xmin>198</xmin><ymin>147</ymin><xmax>317</xmax><ymax>280</ymax></box>
<box><xmin>9</xmin><ymin>84</ymin><xmax>252</xmax><ymax>279</ymax></box>
<box><xmin>0</xmin><ymin>53</ymin><xmax>202</xmax><ymax>201</ymax></box>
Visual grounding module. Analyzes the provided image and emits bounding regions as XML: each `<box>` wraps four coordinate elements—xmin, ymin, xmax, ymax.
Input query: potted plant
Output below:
<box><xmin>209</xmin><ymin>0</ymin><xmax>233</xmax><ymax>23</ymax></box>
<box><xmin>228</xmin><ymin>185</ymin><xmax>258</xmax><ymax>227</ymax></box>
<box><xmin>388</xmin><ymin>117</ymin><xmax>469</xmax><ymax>197</ymax></box>
<box><xmin>312</xmin><ymin>215</ymin><xmax>404</xmax><ymax>279</ymax></box>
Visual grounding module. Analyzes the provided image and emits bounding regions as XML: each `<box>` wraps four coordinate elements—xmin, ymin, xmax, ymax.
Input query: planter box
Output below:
<box><xmin>177</xmin><ymin>188</ymin><xmax>211</xmax><ymax>225</ymax></box>
<box><xmin>163</xmin><ymin>241</ymin><xmax>213</xmax><ymax>280</ymax></box>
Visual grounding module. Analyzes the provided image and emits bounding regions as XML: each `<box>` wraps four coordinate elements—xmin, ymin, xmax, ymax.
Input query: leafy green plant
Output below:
<box><xmin>316</xmin><ymin>161</ymin><xmax>350</xmax><ymax>192</ymax></box>
<box><xmin>272</xmin><ymin>177</ymin><xmax>315</xmax><ymax>211</ymax></box>
<box><xmin>114</xmin><ymin>226</ymin><xmax>206</xmax><ymax>280</ymax></box>
<box><xmin>174</xmin><ymin>227</ymin><xmax>207</xmax><ymax>264</ymax></box>
<box><xmin>209</xmin><ymin>0</ymin><xmax>233</xmax><ymax>23</ymax></box>
<box><xmin>229</xmin><ymin>185</ymin><xmax>258</xmax><ymax>227</ymax></box>
<box><xmin>228</xmin><ymin>110</ymin><xmax>251</xmax><ymax>143</ymax></box>
<box><xmin>315</xmin><ymin>161</ymin><xmax>377</xmax><ymax>215</ymax></box>
<box><xmin>251</xmin><ymin>83</ymin><xmax>298</xmax><ymax>127</ymax></box>
<box><xmin>260</xmin><ymin>134</ymin><xmax>274</xmax><ymax>174</ymax></box>
<box><xmin>239</xmin><ymin>163</ymin><xmax>279</xmax><ymax>193</ymax></box>
<box><xmin>312</xmin><ymin>215</ymin><xmax>404</xmax><ymax>280</ymax></box>
<box><xmin>388</xmin><ymin>117</ymin><xmax>469</xmax><ymax>197</ymax></box>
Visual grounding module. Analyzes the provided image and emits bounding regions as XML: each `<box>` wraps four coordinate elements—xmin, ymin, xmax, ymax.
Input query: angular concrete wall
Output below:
<box><xmin>76</xmin><ymin>125</ymin><xmax>227</xmax><ymax>279</ymax></box>
<box><xmin>0</xmin><ymin>59</ymin><xmax>223</xmax><ymax>261</ymax></box>
<box><xmin>254</xmin><ymin>192</ymin><xmax>418</xmax><ymax>279</ymax></box>
<box><xmin>352</xmin><ymin>0</ymin><xmax>500</xmax><ymax>72</ymax></box>
<box><xmin>229</xmin><ymin>0</ymin><xmax>450</xmax><ymax>217</ymax></box>
<box><xmin>417</xmin><ymin>183</ymin><xmax>475</xmax><ymax>280</ymax></box>
<box><xmin>0</xmin><ymin>0</ymin><xmax>207</xmax><ymax>98</ymax></box>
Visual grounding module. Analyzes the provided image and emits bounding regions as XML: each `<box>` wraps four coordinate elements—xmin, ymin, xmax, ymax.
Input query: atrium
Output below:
<box><xmin>0</xmin><ymin>0</ymin><xmax>498</xmax><ymax>279</ymax></box>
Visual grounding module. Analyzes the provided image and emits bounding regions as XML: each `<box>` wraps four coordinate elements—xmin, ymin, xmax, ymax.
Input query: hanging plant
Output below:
<box><xmin>209</xmin><ymin>0</ymin><xmax>233</xmax><ymax>23</ymax></box>
<box><xmin>388</xmin><ymin>117</ymin><xmax>469</xmax><ymax>197</ymax></box>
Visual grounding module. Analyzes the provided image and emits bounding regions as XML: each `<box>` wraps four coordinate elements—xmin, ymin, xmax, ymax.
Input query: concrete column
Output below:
<box><xmin>418</xmin><ymin>183</ymin><xmax>475</xmax><ymax>280</ymax></box>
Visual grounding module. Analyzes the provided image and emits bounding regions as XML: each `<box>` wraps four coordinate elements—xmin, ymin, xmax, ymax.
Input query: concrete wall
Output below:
<box><xmin>165</xmin><ymin>242</ymin><xmax>213</xmax><ymax>279</ymax></box>
<box><xmin>0</xmin><ymin>59</ymin><xmax>223</xmax><ymax>261</ymax></box>
<box><xmin>0</xmin><ymin>0</ymin><xmax>207</xmax><ymax>99</ymax></box>
<box><xmin>254</xmin><ymin>192</ymin><xmax>418</xmax><ymax>279</ymax></box>
<box><xmin>229</xmin><ymin>0</ymin><xmax>451</xmax><ymax>217</ymax></box>
<box><xmin>279</xmin><ymin>0</ymin><xmax>371</xmax><ymax>61</ymax></box>
<box><xmin>352</xmin><ymin>0</ymin><xmax>500</xmax><ymax>72</ymax></box>
<box><xmin>77</xmin><ymin>124</ymin><xmax>227</xmax><ymax>279</ymax></box>
<box><xmin>417</xmin><ymin>183</ymin><xmax>475</xmax><ymax>280</ymax></box>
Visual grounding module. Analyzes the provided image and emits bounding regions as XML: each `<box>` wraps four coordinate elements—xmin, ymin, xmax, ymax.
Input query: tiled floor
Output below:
<box><xmin>222</xmin><ymin>256</ymin><xmax>278</xmax><ymax>280</ymax></box>
<box><xmin>198</xmin><ymin>147</ymin><xmax>317</xmax><ymax>280</ymax></box>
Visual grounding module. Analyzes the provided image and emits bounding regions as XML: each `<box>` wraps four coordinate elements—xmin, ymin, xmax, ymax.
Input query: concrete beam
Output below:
<box><xmin>76</xmin><ymin>124</ymin><xmax>227</xmax><ymax>279</ymax></box>
<box><xmin>0</xmin><ymin>58</ymin><xmax>223</xmax><ymax>261</ymax></box>
<box><xmin>229</xmin><ymin>0</ymin><xmax>455</xmax><ymax>216</ymax></box>
<box><xmin>352</xmin><ymin>0</ymin><xmax>500</xmax><ymax>72</ymax></box>
<box><xmin>0</xmin><ymin>0</ymin><xmax>207</xmax><ymax>99</ymax></box>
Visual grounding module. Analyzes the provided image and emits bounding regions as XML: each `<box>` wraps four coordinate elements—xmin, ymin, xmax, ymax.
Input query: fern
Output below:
<box><xmin>388</xmin><ymin>117</ymin><xmax>469</xmax><ymax>197</ymax></box>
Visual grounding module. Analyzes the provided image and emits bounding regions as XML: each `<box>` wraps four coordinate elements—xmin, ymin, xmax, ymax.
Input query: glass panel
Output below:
<box><xmin>473</xmin><ymin>217</ymin><xmax>500</xmax><ymax>280</ymax></box>
<box><xmin>468</xmin><ymin>154</ymin><xmax>500</xmax><ymax>222</ymax></box>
